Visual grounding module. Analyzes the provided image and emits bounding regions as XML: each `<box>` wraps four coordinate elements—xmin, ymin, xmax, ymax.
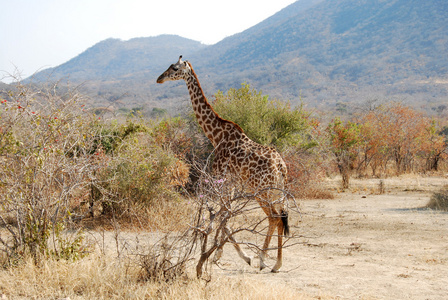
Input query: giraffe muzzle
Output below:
<box><xmin>156</xmin><ymin>74</ymin><xmax>166</xmax><ymax>83</ymax></box>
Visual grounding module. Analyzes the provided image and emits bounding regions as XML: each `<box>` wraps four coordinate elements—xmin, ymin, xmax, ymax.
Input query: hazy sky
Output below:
<box><xmin>1</xmin><ymin>0</ymin><xmax>296</xmax><ymax>82</ymax></box>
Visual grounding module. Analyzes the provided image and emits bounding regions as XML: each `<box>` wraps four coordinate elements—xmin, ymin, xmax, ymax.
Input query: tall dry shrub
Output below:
<box><xmin>188</xmin><ymin>166</ymin><xmax>301</xmax><ymax>278</ymax></box>
<box><xmin>0</xmin><ymin>82</ymin><xmax>100</xmax><ymax>263</ymax></box>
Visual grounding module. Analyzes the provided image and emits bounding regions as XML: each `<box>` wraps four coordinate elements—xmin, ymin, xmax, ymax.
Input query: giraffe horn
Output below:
<box><xmin>178</xmin><ymin>55</ymin><xmax>183</xmax><ymax>63</ymax></box>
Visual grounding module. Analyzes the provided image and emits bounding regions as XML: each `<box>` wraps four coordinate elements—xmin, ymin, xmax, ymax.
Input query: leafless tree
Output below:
<box><xmin>185</xmin><ymin>162</ymin><xmax>301</xmax><ymax>278</ymax></box>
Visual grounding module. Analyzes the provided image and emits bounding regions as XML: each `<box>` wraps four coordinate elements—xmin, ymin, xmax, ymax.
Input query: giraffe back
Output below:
<box><xmin>212</xmin><ymin>129</ymin><xmax>287</xmax><ymax>191</ymax></box>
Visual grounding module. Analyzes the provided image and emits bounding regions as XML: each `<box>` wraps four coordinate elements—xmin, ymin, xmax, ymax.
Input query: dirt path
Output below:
<box><xmin>212</xmin><ymin>187</ymin><xmax>448</xmax><ymax>299</ymax></box>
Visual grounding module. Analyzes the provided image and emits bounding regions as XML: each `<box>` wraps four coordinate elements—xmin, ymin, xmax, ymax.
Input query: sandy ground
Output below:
<box><xmin>83</xmin><ymin>175</ymin><xmax>448</xmax><ymax>299</ymax></box>
<box><xmin>209</xmin><ymin>176</ymin><xmax>448</xmax><ymax>299</ymax></box>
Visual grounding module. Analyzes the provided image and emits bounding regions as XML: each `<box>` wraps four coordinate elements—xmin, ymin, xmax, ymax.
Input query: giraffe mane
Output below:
<box><xmin>187</xmin><ymin>61</ymin><xmax>244</xmax><ymax>133</ymax></box>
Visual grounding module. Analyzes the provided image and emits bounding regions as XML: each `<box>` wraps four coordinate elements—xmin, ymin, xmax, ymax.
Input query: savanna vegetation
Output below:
<box><xmin>0</xmin><ymin>82</ymin><xmax>447</xmax><ymax>298</ymax></box>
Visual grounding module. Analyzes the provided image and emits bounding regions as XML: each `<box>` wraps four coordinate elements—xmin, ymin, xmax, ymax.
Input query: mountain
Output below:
<box><xmin>195</xmin><ymin>0</ymin><xmax>448</xmax><ymax>106</ymax></box>
<box><xmin>35</xmin><ymin>35</ymin><xmax>206</xmax><ymax>82</ymax></box>
<box><xmin>30</xmin><ymin>0</ymin><xmax>448</xmax><ymax>113</ymax></box>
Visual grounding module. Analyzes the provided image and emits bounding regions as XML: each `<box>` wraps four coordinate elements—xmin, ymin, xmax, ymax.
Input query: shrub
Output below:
<box><xmin>139</xmin><ymin>234</ymin><xmax>191</xmax><ymax>282</ymax></box>
<box><xmin>0</xmin><ymin>82</ymin><xmax>98</xmax><ymax>263</ymax></box>
<box><xmin>427</xmin><ymin>186</ymin><xmax>448</xmax><ymax>211</ymax></box>
<box><xmin>283</xmin><ymin>149</ymin><xmax>334</xmax><ymax>199</ymax></box>
<box><xmin>151</xmin><ymin>117</ymin><xmax>194</xmax><ymax>158</ymax></box>
<box><xmin>95</xmin><ymin>119</ymin><xmax>190</xmax><ymax>219</ymax></box>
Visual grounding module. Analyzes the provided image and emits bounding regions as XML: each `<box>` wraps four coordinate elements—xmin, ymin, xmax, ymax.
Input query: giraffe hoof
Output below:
<box><xmin>246</xmin><ymin>256</ymin><xmax>253</xmax><ymax>266</ymax></box>
<box><xmin>271</xmin><ymin>268</ymin><xmax>280</xmax><ymax>273</ymax></box>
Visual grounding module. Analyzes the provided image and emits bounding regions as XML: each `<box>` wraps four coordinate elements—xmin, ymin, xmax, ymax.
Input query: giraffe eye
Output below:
<box><xmin>172</xmin><ymin>65</ymin><xmax>179</xmax><ymax>71</ymax></box>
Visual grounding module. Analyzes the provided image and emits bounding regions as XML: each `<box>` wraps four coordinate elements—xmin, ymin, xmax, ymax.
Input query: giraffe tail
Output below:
<box><xmin>281</xmin><ymin>210</ymin><xmax>289</xmax><ymax>237</ymax></box>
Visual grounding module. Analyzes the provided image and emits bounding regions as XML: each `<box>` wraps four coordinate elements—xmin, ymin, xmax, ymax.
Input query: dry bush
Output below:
<box><xmin>133</xmin><ymin>161</ymin><xmax>303</xmax><ymax>280</ymax></box>
<box><xmin>283</xmin><ymin>149</ymin><xmax>334</xmax><ymax>199</ymax></box>
<box><xmin>427</xmin><ymin>186</ymin><xmax>448</xmax><ymax>211</ymax></box>
<box><xmin>138</xmin><ymin>233</ymin><xmax>193</xmax><ymax>282</ymax></box>
<box><xmin>0</xmin><ymin>81</ymin><xmax>100</xmax><ymax>263</ymax></box>
<box><xmin>84</xmin><ymin>118</ymin><xmax>191</xmax><ymax>230</ymax></box>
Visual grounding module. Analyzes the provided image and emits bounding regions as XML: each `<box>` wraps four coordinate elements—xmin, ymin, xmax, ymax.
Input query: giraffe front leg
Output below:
<box><xmin>231</xmin><ymin>241</ymin><xmax>252</xmax><ymax>266</ymax></box>
<box><xmin>225</xmin><ymin>226</ymin><xmax>252</xmax><ymax>266</ymax></box>
<box><xmin>214</xmin><ymin>226</ymin><xmax>253</xmax><ymax>266</ymax></box>
<box><xmin>213</xmin><ymin>245</ymin><xmax>223</xmax><ymax>264</ymax></box>
<box><xmin>213</xmin><ymin>224</ymin><xmax>227</xmax><ymax>264</ymax></box>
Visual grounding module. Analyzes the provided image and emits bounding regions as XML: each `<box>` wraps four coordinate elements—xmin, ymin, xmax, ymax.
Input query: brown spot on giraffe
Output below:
<box><xmin>157</xmin><ymin>56</ymin><xmax>289</xmax><ymax>273</ymax></box>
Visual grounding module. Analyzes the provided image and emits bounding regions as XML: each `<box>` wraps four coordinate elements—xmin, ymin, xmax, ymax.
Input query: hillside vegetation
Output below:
<box><xmin>24</xmin><ymin>0</ymin><xmax>448</xmax><ymax>114</ymax></box>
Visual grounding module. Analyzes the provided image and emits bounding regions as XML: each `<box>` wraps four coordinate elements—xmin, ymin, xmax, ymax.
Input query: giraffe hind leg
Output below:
<box><xmin>271</xmin><ymin>221</ymin><xmax>284</xmax><ymax>273</ymax></box>
<box><xmin>260</xmin><ymin>218</ymin><xmax>276</xmax><ymax>271</ymax></box>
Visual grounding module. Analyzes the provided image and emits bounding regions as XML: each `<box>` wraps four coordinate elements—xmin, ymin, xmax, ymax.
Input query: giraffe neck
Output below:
<box><xmin>184</xmin><ymin>64</ymin><xmax>243</xmax><ymax>147</ymax></box>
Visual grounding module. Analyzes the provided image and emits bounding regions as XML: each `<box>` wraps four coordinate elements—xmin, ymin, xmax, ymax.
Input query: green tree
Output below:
<box><xmin>212</xmin><ymin>83</ymin><xmax>315</xmax><ymax>150</ymax></box>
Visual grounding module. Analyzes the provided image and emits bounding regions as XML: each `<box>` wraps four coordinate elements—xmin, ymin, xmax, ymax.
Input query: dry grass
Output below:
<box><xmin>0</xmin><ymin>254</ymin><xmax>185</xmax><ymax>299</ymax></box>
<box><xmin>0</xmin><ymin>253</ymin><xmax>312</xmax><ymax>299</ymax></box>
<box><xmin>79</xmin><ymin>198</ymin><xmax>194</xmax><ymax>232</ymax></box>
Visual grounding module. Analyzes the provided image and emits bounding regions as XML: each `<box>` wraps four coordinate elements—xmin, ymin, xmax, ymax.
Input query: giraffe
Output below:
<box><xmin>157</xmin><ymin>56</ymin><xmax>289</xmax><ymax>273</ymax></box>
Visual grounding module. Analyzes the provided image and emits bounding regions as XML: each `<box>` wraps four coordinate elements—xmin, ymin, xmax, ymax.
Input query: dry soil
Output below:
<box><xmin>210</xmin><ymin>176</ymin><xmax>448</xmax><ymax>299</ymax></box>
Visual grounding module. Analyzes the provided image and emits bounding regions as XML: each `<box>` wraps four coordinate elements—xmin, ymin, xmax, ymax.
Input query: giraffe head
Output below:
<box><xmin>156</xmin><ymin>56</ymin><xmax>191</xmax><ymax>84</ymax></box>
